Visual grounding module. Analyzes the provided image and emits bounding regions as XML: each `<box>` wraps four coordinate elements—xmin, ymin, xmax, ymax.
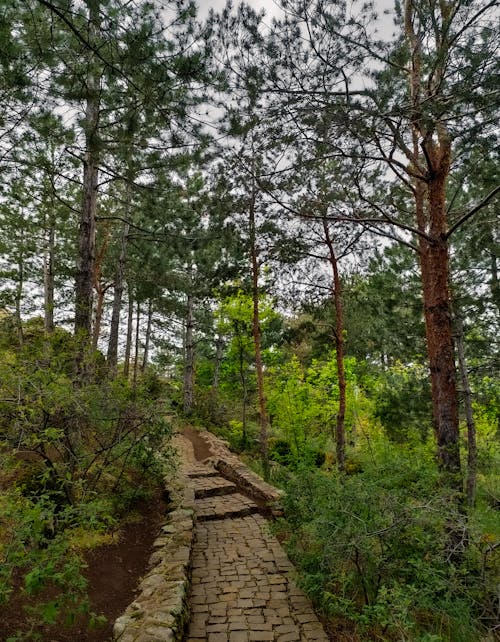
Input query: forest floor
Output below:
<box><xmin>0</xmin><ymin>490</ymin><xmax>167</xmax><ymax>642</ymax></box>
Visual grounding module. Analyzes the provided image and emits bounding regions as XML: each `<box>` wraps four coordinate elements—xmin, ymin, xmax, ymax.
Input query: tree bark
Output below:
<box><xmin>123</xmin><ymin>286</ymin><xmax>133</xmax><ymax>378</ymax></box>
<box><xmin>107</xmin><ymin>221</ymin><xmax>130</xmax><ymax>374</ymax></box>
<box><xmin>488</xmin><ymin>233</ymin><xmax>500</xmax><ymax>318</ymax></box>
<box><xmin>44</xmin><ymin>211</ymin><xmax>55</xmax><ymax>334</ymax></box>
<box><xmin>422</xmin><ymin>166</ymin><xmax>461</xmax><ymax>477</ymax></box>
<box><xmin>15</xmin><ymin>236</ymin><xmax>24</xmax><ymax>346</ymax></box>
<box><xmin>249</xmin><ymin>182</ymin><xmax>269</xmax><ymax>479</ymax></box>
<box><xmin>239</xmin><ymin>340</ymin><xmax>248</xmax><ymax>447</ymax></box>
<box><xmin>322</xmin><ymin>216</ymin><xmax>346</xmax><ymax>472</ymax></box>
<box><xmin>142</xmin><ymin>299</ymin><xmax>153</xmax><ymax>371</ymax></box>
<box><xmin>212</xmin><ymin>336</ymin><xmax>224</xmax><ymax>393</ymax></box>
<box><xmin>405</xmin><ymin>0</ymin><xmax>461</xmax><ymax>480</ymax></box>
<box><xmin>414</xmin><ymin>179</ymin><xmax>461</xmax><ymax>478</ymax></box>
<box><xmin>91</xmin><ymin>226</ymin><xmax>111</xmax><ymax>350</ymax></box>
<box><xmin>74</xmin><ymin>0</ymin><xmax>100</xmax><ymax>338</ymax></box>
<box><xmin>133</xmin><ymin>301</ymin><xmax>140</xmax><ymax>391</ymax></box>
<box><xmin>92</xmin><ymin>286</ymin><xmax>105</xmax><ymax>350</ymax></box>
<box><xmin>183</xmin><ymin>293</ymin><xmax>195</xmax><ymax>415</ymax></box>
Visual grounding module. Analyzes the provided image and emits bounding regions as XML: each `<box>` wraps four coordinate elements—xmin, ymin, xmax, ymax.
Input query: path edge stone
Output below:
<box><xmin>112</xmin><ymin>457</ymin><xmax>195</xmax><ymax>642</ymax></box>
<box><xmin>199</xmin><ymin>430</ymin><xmax>284</xmax><ymax>510</ymax></box>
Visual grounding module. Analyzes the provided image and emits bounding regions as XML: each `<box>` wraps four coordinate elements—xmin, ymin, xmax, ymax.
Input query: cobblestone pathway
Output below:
<box><xmin>184</xmin><ymin>460</ymin><xmax>329</xmax><ymax>642</ymax></box>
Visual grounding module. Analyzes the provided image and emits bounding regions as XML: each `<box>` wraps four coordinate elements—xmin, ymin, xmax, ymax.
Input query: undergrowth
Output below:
<box><xmin>0</xmin><ymin>319</ymin><xmax>173</xmax><ymax>640</ymax></box>
<box><xmin>275</xmin><ymin>440</ymin><xmax>500</xmax><ymax>642</ymax></box>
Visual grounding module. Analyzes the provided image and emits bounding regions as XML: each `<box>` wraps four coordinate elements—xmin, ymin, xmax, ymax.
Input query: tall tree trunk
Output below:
<box><xmin>107</xmin><ymin>221</ymin><xmax>130</xmax><ymax>374</ymax></box>
<box><xmin>91</xmin><ymin>225</ymin><xmax>110</xmax><ymax>351</ymax></box>
<box><xmin>133</xmin><ymin>301</ymin><xmax>140</xmax><ymax>391</ymax></box>
<box><xmin>44</xmin><ymin>213</ymin><xmax>55</xmax><ymax>334</ymax></box>
<box><xmin>74</xmin><ymin>0</ymin><xmax>100</xmax><ymax>338</ymax></box>
<box><xmin>183</xmin><ymin>293</ymin><xmax>195</xmax><ymax>415</ymax></box>
<box><xmin>142</xmin><ymin>299</ymin><xmax>153</xmax><ymax>371</ymax></box>
<box><xmin>415</xmin><ymin>185</ymin><xmax>461</xmax><ymax>478</ymax></box>
<box><xmin>322</xmin><ymin>216</ymin><xmax>346</xmax><ymax>472</ymax></box>
<box><xmin>420</xmin><ymin>148</ymin><xmax>460</xmax><ymax>477</ymax></box>
<box><xmin>455</xmin><ymin>315</ymin><xmax>477</xmax><ymax>507</ymax></box>
<box><xmin>249</xmin><ymin>184</ymin><xmax>269</xmax><ymax>479</ymax></box>
<box><xmin>123</xmin><ymin>286</ymin><xmax>133</xmax><ymax>378</ymax></box>
<box><xmin>405</xmin><ymin>0</ymin><xmax>461</xmax><ymax>481</ymax></box>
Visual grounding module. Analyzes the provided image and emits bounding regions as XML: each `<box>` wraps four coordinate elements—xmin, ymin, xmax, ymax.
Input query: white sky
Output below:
<box><xmin>197</xmin><ymin>0</ymin><xmax>283</xmax><ymax>20</ymax></box>
<box><xmin>196</xmin><ymin>0</ymin><xmax>397</xmax><ymax>35</ymax></box>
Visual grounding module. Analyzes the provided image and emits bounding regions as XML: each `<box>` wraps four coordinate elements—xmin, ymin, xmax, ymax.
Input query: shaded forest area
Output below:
<box><xmin>0</xmin><ymin>1</ymin><xmax>498</xmax><ymax>640</ymax></box>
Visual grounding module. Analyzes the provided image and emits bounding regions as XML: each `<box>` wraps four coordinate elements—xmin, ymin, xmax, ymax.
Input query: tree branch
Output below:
<box><xmin>446</xmin><ymin>184</ymin><xmax>500</xmax><ymax>239</ymax></box>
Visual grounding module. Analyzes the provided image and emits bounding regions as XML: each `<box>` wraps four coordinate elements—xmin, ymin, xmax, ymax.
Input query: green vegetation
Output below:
<box><xmin>189</xmin><ymin>288</ymin><xmax>499</xmax><ymax>642</ymax></box>
<box><xmin>0</xmin><ymin>316</ymin><xmax>171</xmax><ymax>639</ymax></box>
<box><xmin>0</xmin><ymin>0</ymin><xmax>498</xmax><ymax>640</ymax></box>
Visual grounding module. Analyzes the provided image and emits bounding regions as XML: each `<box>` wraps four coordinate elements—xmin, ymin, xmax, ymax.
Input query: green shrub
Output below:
<box><xmin>0</xmin><ymin>319</ymin><xmax>173</xmax><ymax>637</ymax></box>
<box><xmin>278</xmin><ymin>443</ymin><xmax>495</xmax><ymax>641</ymax></box>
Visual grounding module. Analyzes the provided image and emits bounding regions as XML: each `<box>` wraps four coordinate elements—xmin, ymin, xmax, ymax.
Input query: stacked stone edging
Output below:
<box><xmin>113</xmin><ymin>429</ymin><xmax>284</xmax><ymax>642</ymax></box>
<box><xmin>112</xmin><ymin>463</ymin><xmax>196</xmax><ymax>642</ymax></box>
<box><xmin>198</xmin><ymin>431</ymin><xmax>283</xmax><ymax>507</ymax></box>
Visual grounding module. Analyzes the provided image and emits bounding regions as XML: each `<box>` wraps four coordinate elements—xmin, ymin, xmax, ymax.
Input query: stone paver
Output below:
<box><xmin>193</xmin><ymin>476</ymin><xmax>239</xmax><ymax>499</ymax></box>
<box><xmin>187</xmin><ymin>464</ymin><xmax>220</xmax><ymax>479</ymax></box>
<box><xmin>186</xmin><ymin>512</ymin><xmax>329</xmax><ymax>641</ymax></box>
<box><xmin>178</xmin><ymin>434</ymin><xmax>329</xmax><ymax>642</ymax></box>
<box><xmin>195</xmin><ymin>493</ymin><xmax>260</xmax><ymax>521</ymax></box>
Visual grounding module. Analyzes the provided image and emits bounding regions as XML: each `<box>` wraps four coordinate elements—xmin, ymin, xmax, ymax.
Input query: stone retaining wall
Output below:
<box><xmin>112</xmin><ymin>462</ymin><xmax>196</xmax><ymax>642</ymax></box>
<box><xmin>199</xmin><ymin>431</ymin><xmax>283</xmax><ymax>508</ymax></box>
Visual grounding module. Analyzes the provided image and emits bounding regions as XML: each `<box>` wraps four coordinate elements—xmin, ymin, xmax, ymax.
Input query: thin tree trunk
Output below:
<box><xmin>488</xmin><ymin>236</ymin><xmax>500</xmax><ymax>318</ymax></box>
<box><xmin>249</xmin><ymin>183</ymin><xmax>269</xmax><ymax>479</ymax></box>
<box><xmin>92</xmin><ymin>285</ymin><xmax>105</xmax><ymax>350</ymax></box>
<box><xmin>142</xmin><ymin>299</ymin><xmax>153</xmax><ymax>371</ymax></box>
<box><xmin>107</xmin><ymin>221</ymin><xmax>130</xmax><ymax>374</ymax></box>
<box><xmin>322</xmin><ymin>216</ymin><xmax>346</xmax><ymax>472</ymax></box>
<box><xmin>74</xmin><ymin>0</ymin><xmax>100</xmax><ymax>338</ymax></box>
<box><xmin>15</xmin><ymin>242</ymin><xmax>24</xmax><ymax>346</ymax></box>
<box><xmin>183</xmin><ymin>293</ymin><xmax>195</xmax><ymax>415</ymax></box>
<box><xmin>44</xmin><ymin>214</ymin><xmax>55</xmax><ymax>334</ymax></box>
<box><xmin>212</xmin><ymin>336</ymin><xmax>224</xmax><ymax>393</ymax></box>
<box><xmin>239</xmin><ymin>344</ymin><xmax>248</xmax><ymax>447</ymax></box>
<box><xmin>133</xmin><ymin>302</ymin><xmax>140</xmax><ymax>391</ymax></box>
<box><xmin>91</xmin><ymin>227</ymin><xmax>110</xmax><ymax>350</ymax></box>
<box><xmin>123</xmin><ymin>287</ymin><xmax>133</xmax><ymax>378</ymax></box>
<box><xmin>455</xmin><ymin>315</ymin><xmax>477</xmax><ymax>507</ymax></box>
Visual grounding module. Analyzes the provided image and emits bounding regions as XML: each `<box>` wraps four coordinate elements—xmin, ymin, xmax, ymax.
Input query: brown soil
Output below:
<box><xmin>182</xmin><ymin>425</ymin><xmax>213</xmax><ymax>461</ymax></box>
<box><xmin>0</xmin><ymin>490</ymin><xmax>167</xmax><ymax>642</ymax></box>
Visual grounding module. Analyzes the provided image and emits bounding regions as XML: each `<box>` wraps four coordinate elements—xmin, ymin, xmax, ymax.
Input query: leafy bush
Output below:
<box><xmin>277</xmin><ymin>443</ymin><xmax>497</xmax><ymax>641</ymax></box>
<box><xmin>0</xmin><ymin>319</ymin><xmax>172</xmax><ymax>637</ymax></box>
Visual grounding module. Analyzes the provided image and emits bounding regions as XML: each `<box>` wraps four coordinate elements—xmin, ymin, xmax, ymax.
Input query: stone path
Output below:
<box><xmin>181</xmin><ymin>436</ymin><xmax>330</xmax><ymax>642</ymax></box>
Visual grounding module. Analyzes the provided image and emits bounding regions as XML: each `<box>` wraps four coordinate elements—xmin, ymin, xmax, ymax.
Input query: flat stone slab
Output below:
<box><xmin>195</xmin><ymin>493</ymin><xmax>260</xmax><ymax>521</ymax></box>
<box><xmin>193</xmin><ymin>476</ymin><xmax>239</xmax><ymax>499</ymax></box>
<box><xmin>187</xmin><ymin>464</ymin><xmax>220</xmax><ymax>479</ymax></box>
<box><xmin>187</xmin><ymin>515</ymin><xmax>329</xmax><ymax>641</ymax></box>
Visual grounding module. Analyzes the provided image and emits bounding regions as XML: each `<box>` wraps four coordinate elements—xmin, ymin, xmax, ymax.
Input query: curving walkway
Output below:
<box><xmin>178</xmin><ymin>434</ymin><xmax>330</xmax><ymax>642</ymax></box>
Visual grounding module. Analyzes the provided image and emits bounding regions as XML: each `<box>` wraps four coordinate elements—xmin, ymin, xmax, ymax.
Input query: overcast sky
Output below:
<box><xmin>197</xmin><ymin>0</ymin><xmax>285</xmax><ymax>21</ymax></box>
<box><xmin>196</xmin><ymin>0</ymin><xmax>397</xmax><ymax>39</ymax></box>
